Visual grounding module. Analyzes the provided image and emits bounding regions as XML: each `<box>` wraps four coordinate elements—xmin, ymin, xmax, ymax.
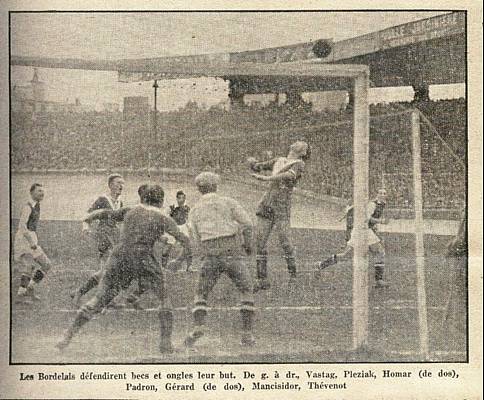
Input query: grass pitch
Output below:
<box><xmin>10</xmin><ymin>173</ymin><xmax>466</xmax><ymax>363</ymax></box>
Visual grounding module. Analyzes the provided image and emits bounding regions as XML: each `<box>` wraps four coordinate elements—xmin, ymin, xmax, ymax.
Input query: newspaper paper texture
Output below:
<box><xmin>0</xmin><ymin>1</ymin><xmax>482</xmax><ymax>399</ymax></box>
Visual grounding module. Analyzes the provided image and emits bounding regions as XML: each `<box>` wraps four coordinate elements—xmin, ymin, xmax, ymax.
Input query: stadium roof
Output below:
<box><xmin>11</xmin><ymin>12</ymin><xmax>465</xmax><ymax>91</ymax></box>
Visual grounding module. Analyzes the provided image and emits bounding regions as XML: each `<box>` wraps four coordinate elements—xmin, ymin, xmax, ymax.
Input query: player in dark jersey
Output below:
<box><xmin>319</xmin><ymin>188</ymin><xmax>389</xmax><ymax>288</ymax></box>
<box><xmin>170</xmin><ymin>190</ymin><xmax>190</xmax><ymax>225</ymax></box>
<box><xmin>56</xmin><ymin>184</ymin><xmax>191</xmax><ymax>353</ymax></box>
<box><xmin>70</xmin><ymin>174</ymin><xmax>125</xmax><ymax>307</ymax></box>
<box><xmin>248</xmin><ymin>141</ymin><xmax>310</xmax><ymax>292</ymax></box>
<box><xmin>162</xmin><ymin>190</ymin><xmax>192</xmax><ymax>271</ymax></box>
<box><xmin>14</xmin><ymin>183</ymin><xmax>53</xmax><ymax>303</ymax></box>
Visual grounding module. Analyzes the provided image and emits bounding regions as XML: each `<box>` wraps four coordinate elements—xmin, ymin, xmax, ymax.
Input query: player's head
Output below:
<box><xmin>137</xmin><ymin>183</ymin><xmax>149</xmax><ymax>199</ymax></box>
<box><xmin>140</xmin><ymin>184</ymin><xmax>164</xmax><ymax>208</ymax></box>
<box><xmin>289</xmin><ymin>140</ymin><xmax>310</xmax><ymax>161</ymax></box>
<box><xmin>108</xmin><ymin>174</ymin><xmax>124</xmax><ymax>197</ymax></box>
<box><xmin>195</xmin><ymin>172</ymin><xmax>220</xmax><ymax>194</ymax></box>
<box><xmin>376</xmin><ymin>188</ymin><xmax>387</xmax><ymax>203</ymax></box>
<box><xmin>30</xmin><ymin>183</ymin><xmax>44</xmax><ymax>202</ymax></box>
<box><xmin>176</xmin><ymin>190</ymin><xmax>186</xmax><ymax>206</ymax></box>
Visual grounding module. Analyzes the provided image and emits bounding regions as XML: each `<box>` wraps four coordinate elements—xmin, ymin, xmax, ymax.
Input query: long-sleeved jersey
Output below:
<box><xmin>85</xmin><ymin>204</ymin><xmax>190</xmax><ymax>256</ymax></box>
<box><xmin>188</xmin><ymin>192</ymin><xmax>252</xmax><ymax>244</ymax></box>
<box><xmin>251</xmin><ymin>157</ymin><xmax>305</xmax><ymax>219</ymax></box>
<box><xmin>84</xmin><ymin>195</ymin><xmax>123</xmax><ymax>246</ymax></box>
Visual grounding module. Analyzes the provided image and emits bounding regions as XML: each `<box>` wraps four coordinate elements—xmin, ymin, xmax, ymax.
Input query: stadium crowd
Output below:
<box><xmin>11</xmin><ymin>99</ymin><xmax>466</xmax><ymax>209</ymax></box>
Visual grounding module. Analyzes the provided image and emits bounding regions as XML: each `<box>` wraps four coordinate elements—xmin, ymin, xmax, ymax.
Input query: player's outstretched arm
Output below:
<box><xmin>252</xmin><ymin>170</ymin><xmax>294</xmax><ymax>182</ymax></box>
<box><xmin>253</xmin><ymin>160</ymin><xmax>304</xmax><ymax>182</ymax></box>
<box><xmin>83</xmin><ymin>208</ymin><xmax>110</xmax><ymax>223</ymax></box>
<box><xmin>247</xmin><ymin>157</ymin><xmax>276</xmax><ymax>172</ymax></box>
<box><xmin>83</xmin><ymin>207</ymin><xmax>130</xmax><ymax>223</ymax></box>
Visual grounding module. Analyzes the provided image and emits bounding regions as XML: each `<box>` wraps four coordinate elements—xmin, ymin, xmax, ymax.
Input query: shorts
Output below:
<box><xmin>347</xmin><ymin>228</ymin><xmax>381</xmax><ymax>248</ymax></box>
<box><xmin>82</xmin><ymin>247</ymin><xmax>166</xmax><ymax>316</ymax></box>
<box><xmin>14</xmin><ymin>231</ymin><xmax>46</xmax><ymax>261</ymax></box>
<box><xmin>196</xmin><ymin>235</ymin><xmax>253</xmax><ymax>303</ymax></box>
<box><xmin>164</xmin><ymin>223</ymin><xmax>189</xmax><ymax>245</ymax></box>
<box><xmin>101</xmin><ymin>247</ymin><xmax>165</xmax><ymax>299</ymax></box>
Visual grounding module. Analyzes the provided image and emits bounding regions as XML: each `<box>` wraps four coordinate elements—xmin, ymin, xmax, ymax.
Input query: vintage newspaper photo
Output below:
<box><xmin>0</xmin><ymin>2</ymin><xmax>482</xmax><ymax>399</ymax></box>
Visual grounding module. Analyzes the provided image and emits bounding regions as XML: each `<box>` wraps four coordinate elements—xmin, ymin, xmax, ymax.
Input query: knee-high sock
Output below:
<box><xmin>31</xmin><ymin>268</ymin><xmax>45</xmax><ymax>283</ymax></box>
<box><xmin>255</xmin><ymin>253</ymin><xmax>268</xmax><ymax>280</ymax></box>
<box><xmin>374</xmin><ymin>250</ymin><xmax>385</xmax><ymax>281</ymax></box>
<box><xmin>27</xmin><ymin>269</ymin><xmax>46</xmax><ymax>290</ymax></box>
<box><xmin>374</xmin><ymin>262</ymin><xmax>385</xmax><ymax>281</ymax></box>
<box><xmin>63</xmin><ymin>308</ymin><xmax>92</xmax><ymax>341</ymax></box>
<box><xmin>284</xmin><ymin>255</ymin><xmax>297</xmax><ymax>277</ymax></box>
<box><xmin>240</xmin><ymin>301</ymin><xmax>255</xmax><ymax>332</ymax></box>
<box><xmin>18</xmin><ymin>274</ymin><xmax>31</xmax><ymax>295</ymax></box>
<box><xmin>159</xmin><ymin>309</ymin><xmax>173</xmax><ymax>339</ymax></box>
<box><xmin>192</xmin><ymin>299</ymin><xmax>208</xmax><ymax>327</ymax></box>
<box><xmin>20</xmin><ymin>274</ymin><xmax>31</xmax><ymax>288</ymax></box>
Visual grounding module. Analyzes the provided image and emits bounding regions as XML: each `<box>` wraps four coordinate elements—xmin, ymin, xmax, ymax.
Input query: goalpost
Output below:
<box><xmin>351</xmin><ymin>69</ymin><xmax>370</xmax><ymax>351</ymax></box>
<box><xmin>411</xmin><ymin>110</ymin><xmax>430</xmax><ymax>360</ymax></box>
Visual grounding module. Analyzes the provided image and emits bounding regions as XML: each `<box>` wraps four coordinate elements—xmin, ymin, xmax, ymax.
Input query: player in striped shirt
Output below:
<box><xmin>319</xmin><ymin>189</ymin><xmax>389</xmax><ymax>288</ymax></box>
<box><xmin>14</xmin><ymin>183</ymin><xmax>53</xmax><ymax>303</ymax></box>
<box><xmin>70</xmin><ymin>174</ymin><xmax>125</xmax><ymax>307</ymax></box>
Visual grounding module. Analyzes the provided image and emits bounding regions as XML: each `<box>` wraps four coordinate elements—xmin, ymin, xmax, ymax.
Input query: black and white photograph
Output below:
<box><xmin>3</xmin><ymin>7</ymin><xmax>476</xmax><ymax>372</ymax></box>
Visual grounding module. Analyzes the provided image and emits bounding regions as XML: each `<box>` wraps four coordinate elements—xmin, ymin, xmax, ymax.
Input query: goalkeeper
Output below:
<box><xmin>247</xmin><ymin>141</ymin><xmax>310</xmax><ymax>292</ymax></box>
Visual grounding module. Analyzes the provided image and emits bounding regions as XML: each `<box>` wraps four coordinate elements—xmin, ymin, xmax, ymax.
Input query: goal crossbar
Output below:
<box><xmin>118</xmin><ymin>61</ymin><xmax>369</xmax><ymax>80</ymax></box>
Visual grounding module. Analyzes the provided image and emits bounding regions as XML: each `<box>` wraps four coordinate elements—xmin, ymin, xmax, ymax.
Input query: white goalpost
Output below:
<box><xmin>411</xmin><ymin>110</ymin><xmax>430</xmax><ymax>360</ymax></box>
<box><xmin>352</xmin><ymin>72</ymin><xmax>371</xmax><ymax>351</ymax></box>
